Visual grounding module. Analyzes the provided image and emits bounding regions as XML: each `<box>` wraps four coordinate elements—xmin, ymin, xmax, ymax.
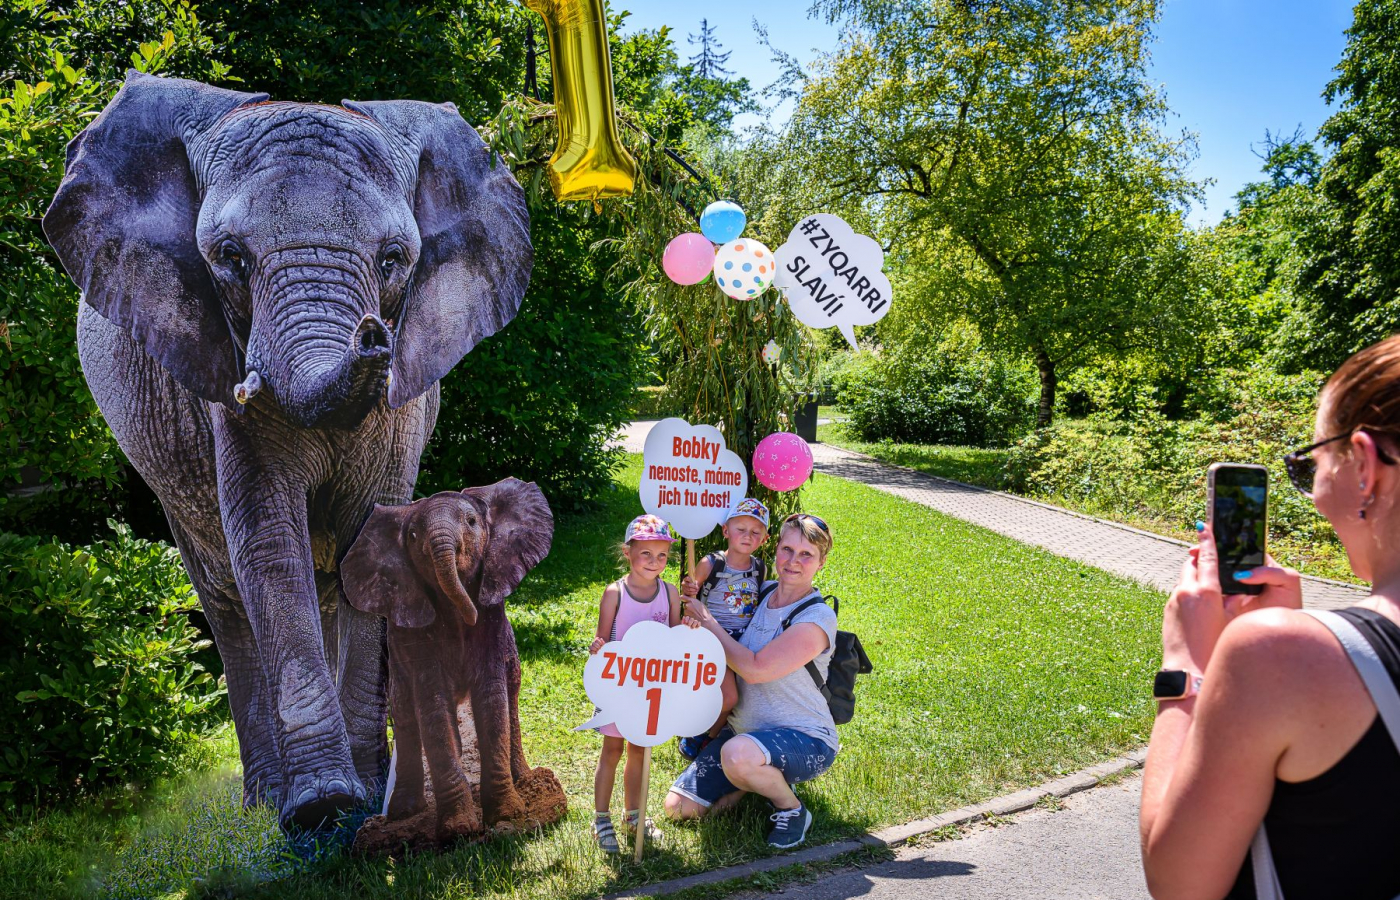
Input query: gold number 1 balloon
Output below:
<box><xmin>525</xmin><ymin>0</ymin><xmax>637</xmax><ymax>200</ymax></box>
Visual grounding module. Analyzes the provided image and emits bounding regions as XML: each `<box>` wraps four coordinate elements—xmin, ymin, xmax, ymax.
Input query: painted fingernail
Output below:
<box><xmin>1235</xmin><ymin>570</ymin><xmax>1253</xmax><ymax>580</ymax></box>
<box><xmin>1195</xmin><ymin>521</ymin><xmax>1205</xmax><ymax>532</ymax></box>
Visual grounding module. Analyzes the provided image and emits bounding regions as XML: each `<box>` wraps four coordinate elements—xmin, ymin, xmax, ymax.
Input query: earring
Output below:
<box><xmin>1361</xmin><ymin>491</ymin><xmax>1376</xmax><ymax>521</ymax></box>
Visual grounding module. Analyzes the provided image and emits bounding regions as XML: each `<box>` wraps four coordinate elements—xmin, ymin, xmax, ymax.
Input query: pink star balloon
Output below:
<box><xmin>753</xmin><ymin>432</ymin><xmax>814</xmax><ymax>492</ymax></box>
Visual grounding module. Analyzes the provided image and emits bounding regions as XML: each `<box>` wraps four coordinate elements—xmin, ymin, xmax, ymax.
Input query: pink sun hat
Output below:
<box><xmin>624</xmin><ymin>514</ymin><xmax>676</xmax><ymax>543</ymax></box>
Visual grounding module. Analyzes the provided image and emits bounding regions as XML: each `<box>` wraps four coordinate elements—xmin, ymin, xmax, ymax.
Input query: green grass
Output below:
<box><xmin>816</xmin><ymin>419</ymin><xmax>1360</xmax><ymax>584</ymax></box>
<box><xmin>2</xmin><ymin>456</ymin><xmax>1165</xmax><ymax>900</ymax></box>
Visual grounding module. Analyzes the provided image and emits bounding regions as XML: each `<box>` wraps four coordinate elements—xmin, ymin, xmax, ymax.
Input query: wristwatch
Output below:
<box><xmin>1153</xmin><ymin>669</ymin><xmax>1203</xmax><ymax>701</ymax></box>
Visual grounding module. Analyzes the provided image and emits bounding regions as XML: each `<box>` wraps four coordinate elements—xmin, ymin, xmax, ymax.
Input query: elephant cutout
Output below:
<box><xmin>342</xmin><ymin>478</ymin><xmax>567</xmax><ymax>851</ymax></box>
<box><xmin>42</xmin><ymin>71</ymin><xmax>533</xmax><ymax>829</ymax></box>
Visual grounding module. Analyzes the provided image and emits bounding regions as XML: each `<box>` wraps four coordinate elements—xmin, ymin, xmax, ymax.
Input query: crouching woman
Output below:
<box><xmin>664</xmin><ymin>513</ymin><xmax>838</xmax><ymax>850</ymax></box>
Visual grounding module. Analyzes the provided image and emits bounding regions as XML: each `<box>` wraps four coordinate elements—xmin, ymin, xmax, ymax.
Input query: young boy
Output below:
<box><xmin>677</xmin><ymin>497</ymin><xmax>770</xmax><ymax>760</ymax></box>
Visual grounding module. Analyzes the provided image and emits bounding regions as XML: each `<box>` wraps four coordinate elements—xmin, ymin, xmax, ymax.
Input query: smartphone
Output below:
<box><xmin>1207</xmin><ymin>463</ymin><xmax>1268</xmax><ymax>595</ymax></box>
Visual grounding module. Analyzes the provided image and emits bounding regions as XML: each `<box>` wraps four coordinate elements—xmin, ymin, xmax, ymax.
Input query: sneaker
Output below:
<box><xmin>677</xmin><ymin>733</ymin><xmax>712</xmax><ymax>761</ymax></box>
<box><xmin>593</xmin><ymin>816</ymin><xmax>620</xmax><ymax>854</ymax></box>
<box><xmin>623</xmin><ymin>813</ymin><xmax>665</xmax><ymax>845</ymax></box>
<box><xmin>766</xmin><ymin>803</ymin><xmax>812</xmax><ymax>850</ymax></box>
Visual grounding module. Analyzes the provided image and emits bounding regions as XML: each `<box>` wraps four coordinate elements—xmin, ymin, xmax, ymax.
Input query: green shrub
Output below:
<box><xmin>840</xmin><ymin>346</ymin><xmax>1037</xmax><ymax>448</ymax></box>
<box><xmin>1004</xmin><ymin>367</ymin><xmax>1349</xmax><ymax>576</ymax></box>
<box><xmin>1</xmin><ymin>1</ymin><xmax>233</xmax><ymax>541</ymax></box>
<box><xmin>0</xmin><ymin>523</ymin><xmax>223</xmax><ymax>815</ymax></box>
<box><xmin>630</xmin><ymin>385</ymin><xmax>684</xmax><ymax>419</ymax></box>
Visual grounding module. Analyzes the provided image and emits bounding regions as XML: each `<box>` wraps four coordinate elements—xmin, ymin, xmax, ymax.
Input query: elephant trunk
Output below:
<box><xmin>429</xmin><ymin>525</ymin><xmax>477</xmax><ymax>626</ymax></box>
<box><xmin>250</xmin><ymin>255</ymin><xmax>393</xmax><ymax>429</ymax></box>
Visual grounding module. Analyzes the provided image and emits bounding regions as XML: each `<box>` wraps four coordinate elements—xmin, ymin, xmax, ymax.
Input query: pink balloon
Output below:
<box><xmin>663</xmin><ymin>233</ymin><xmax>716</xmax><ymax>285</ymax></box>
<box><xmin>753</xmin><ymin>432</ymin><xmax>815</xmax><ymax>492</ymax></box>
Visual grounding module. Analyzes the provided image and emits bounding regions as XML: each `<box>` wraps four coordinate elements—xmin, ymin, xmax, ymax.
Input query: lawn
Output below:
<box><xmin>2</xmin><ymin>456</ymin><xmax>1165</xmax><ymax>900</ymax></box>
<box><xmin>816</xmin><ymin>419</ymin><xmax>1360</xmax><ymax>584</ymax></box>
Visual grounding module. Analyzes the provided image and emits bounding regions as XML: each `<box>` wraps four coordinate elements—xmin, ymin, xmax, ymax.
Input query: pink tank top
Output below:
<box><xmin>609</xmin><ymin>578</ymin><xmax>670</xmax><ymax>640</ymax></box>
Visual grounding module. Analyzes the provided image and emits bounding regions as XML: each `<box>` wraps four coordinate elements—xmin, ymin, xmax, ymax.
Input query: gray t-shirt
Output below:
<box><xmin>727</xmin><ymin>583</ymin><xmax>839</xmax><ymax>751</ymax></box>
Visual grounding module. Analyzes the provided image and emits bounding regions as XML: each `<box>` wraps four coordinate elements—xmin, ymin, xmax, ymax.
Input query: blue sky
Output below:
<box><xmin>614</xmin><ymin>0</ymin><xmax>1355</xmax><ymax>225</ymax></box>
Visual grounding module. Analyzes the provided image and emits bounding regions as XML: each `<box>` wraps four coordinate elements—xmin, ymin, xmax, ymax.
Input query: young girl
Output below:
<box><xmin>588</xmin><ymin>514</ymin><xmax>683</xmax><ymax>853</ymax></box>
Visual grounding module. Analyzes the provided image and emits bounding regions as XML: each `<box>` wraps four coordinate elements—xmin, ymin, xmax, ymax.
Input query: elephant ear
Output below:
<box><xmin>342</xmin><ymin>503</ymin><xmax>436</xmax><ymax>629</ymax></box>
<box><xmin>462</xmin><ymin>478</ymin><xmax>553</xmax><ymax>606</ymax></box>
<box><xmin>42</xmin><ymin>71</ymin><xmax>268</xmax><ymax>406</ymax></box>
<box><xmin>342</xmin><ymin>99</ymin><xmax>533</xmax><ymax>409</ymax></box>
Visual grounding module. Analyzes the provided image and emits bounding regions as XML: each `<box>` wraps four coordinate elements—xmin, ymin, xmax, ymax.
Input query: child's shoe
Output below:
<box><xmin>677</xmin><ymin>732</ymin><xmax>712</xmax><ymax>761</ymax></box>
<box><xmin>623</xmin><ymin>809</ymin><xmax>664</xmax><ymax>845</ymax></box>
<box><xmin>593</xmin><ymin>813</ymin><xmax>620</xmax><ymax>854</ymax></box>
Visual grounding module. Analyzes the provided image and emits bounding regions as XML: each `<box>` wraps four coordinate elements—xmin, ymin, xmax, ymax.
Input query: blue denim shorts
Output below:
<box><xmin>670</xmin><ymin>727</ymin><xmax>837</xmax><ymax>808</ymax></box>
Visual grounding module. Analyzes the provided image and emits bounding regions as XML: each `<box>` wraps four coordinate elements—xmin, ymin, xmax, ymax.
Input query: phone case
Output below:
<box><xmin>1207</xmin><ymin>462</ymin><xmax>1268</xmax><ymax>596</ymax></box>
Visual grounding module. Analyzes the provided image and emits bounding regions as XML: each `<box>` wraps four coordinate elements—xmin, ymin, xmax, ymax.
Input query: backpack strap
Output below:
<box><xmin>699</xmin><ymin>552</ymin><xmax>724</xmax><ymax>599</ymax></box>
<box><xmin>778</xmin><ymin>594</ymin><xmax>831</xmax><ymax>695</ymax></box>
<box><xmin>1248</xmin><ymin>609</ymin><xmax>1400</xmax><ymax>900</ymax></box>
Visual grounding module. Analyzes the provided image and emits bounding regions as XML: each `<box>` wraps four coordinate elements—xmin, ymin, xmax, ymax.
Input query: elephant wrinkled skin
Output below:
<box><xmin>42</xmin><ymin>71</ymin><xmax>532</xmax><ymax>829</ymax></box>
<box><xmin>342</xmin><ymin>480</ymin><xmax>567</xmax><ymax>851</ymax></box>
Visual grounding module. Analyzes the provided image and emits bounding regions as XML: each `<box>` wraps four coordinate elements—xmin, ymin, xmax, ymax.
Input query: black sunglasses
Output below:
<box><xmin>1284</xmin><ymin>430</ymin><xmax>1397</xmax><ymax>497</ymax></box>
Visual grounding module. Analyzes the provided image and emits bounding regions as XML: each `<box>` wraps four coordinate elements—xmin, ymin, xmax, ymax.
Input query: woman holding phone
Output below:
<box><xmin>1140</xmin><ymin>334</ymin><xmax>1400</xmax><ymax>900</ymax></box>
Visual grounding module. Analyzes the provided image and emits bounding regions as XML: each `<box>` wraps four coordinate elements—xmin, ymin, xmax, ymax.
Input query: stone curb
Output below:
<box><xmin>812</xmin><ymin>443</ymin><xmax>1368</xmax><ymax>600</ymax></box>
<box><xmin>605</xmin><ymin>749</ymin><xmax>1147</xmax><ymax>899</ymax></box>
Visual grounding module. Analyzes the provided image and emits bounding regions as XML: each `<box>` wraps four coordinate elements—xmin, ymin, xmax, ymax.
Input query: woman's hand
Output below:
<box><xmin>589</xmin><ymin>636</ymin><xmax>605</xmax><ymax>654</ymax></box>
<box><xmin>685</xmin><ymin>600</ymin><xmax>722</xmax><ymax>635</ymax></box>
<box><xmin>1162</xmin><ymin>524</ymin><xmax>1230</xmax><ymax>672</ymax></box>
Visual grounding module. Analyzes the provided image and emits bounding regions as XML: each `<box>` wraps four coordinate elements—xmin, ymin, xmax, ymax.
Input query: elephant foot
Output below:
<box><xmin>353</xmin><ymin>810</ymin><xmax>437</xmax><ymax>856</ymax></box>
<box><xmin>511</xmin><ymin>767</ymin><xmax>568</xmax><ymax>830</ymax></box>
<box><xmin>241</xmin><ymin>773</ymin><xmax>285</xmax><ymax>812</ymax></box>
<box><xmin>437</xmin><ymin>797</ymin><xmax>484</xmax><ymax>841</ymax></box>
<box><xmin>279</xmin><ymin>771</ymin><xmax>366</xmax><ymax>831</ymax></box>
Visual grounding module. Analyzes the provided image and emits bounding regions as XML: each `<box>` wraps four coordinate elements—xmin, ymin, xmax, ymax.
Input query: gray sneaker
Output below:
<box><xmin>766</xmin><ymin>803</ymin><xmax>812</xmax><ymax>849</ymax></box>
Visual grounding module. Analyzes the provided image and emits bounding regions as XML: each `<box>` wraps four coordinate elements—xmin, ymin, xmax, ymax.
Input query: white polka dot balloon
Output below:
<box><xmin>713</xmin><ymin>239</ymin><xmax>775</xmax><ymax>300</ymax></box>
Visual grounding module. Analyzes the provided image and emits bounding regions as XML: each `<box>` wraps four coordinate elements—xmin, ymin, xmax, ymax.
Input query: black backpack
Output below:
<box><xmin>699</xmin><ymin>552</ymin><xmax>767</xmax><ymax>604</ymax></box>
<box><xmin>759</xmin><ymin>583</ymin><xmax>873</xmax><ymax>725</ymax></box>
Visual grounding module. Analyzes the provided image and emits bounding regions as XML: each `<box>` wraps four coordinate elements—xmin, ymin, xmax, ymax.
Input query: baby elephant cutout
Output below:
<box><xmin>342</xmin><ymin>478</ymin><xmax>566</xmax><ymax>852</ymax></box>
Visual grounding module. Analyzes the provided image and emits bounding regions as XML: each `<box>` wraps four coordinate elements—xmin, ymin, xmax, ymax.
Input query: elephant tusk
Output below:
<box><xmin>234</xmin><ymin>370</ymin><xmax>263</xmax><ymax>405</ymax></box>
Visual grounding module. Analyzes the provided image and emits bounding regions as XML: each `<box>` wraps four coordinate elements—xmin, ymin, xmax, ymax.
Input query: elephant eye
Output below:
<box><xmin>218</xmin><ymin>241</ymin><xmax>247</xmax><ymax>278</ymax></box>
<box><xmin>380</xmin><ymin>247</ymin><xmax>404</xmax><ymax>280</ymax></box>
<box><xmin>467</xmin><ymin>516</ymin><xmax>477</xmax><ymax>528</ymax></box>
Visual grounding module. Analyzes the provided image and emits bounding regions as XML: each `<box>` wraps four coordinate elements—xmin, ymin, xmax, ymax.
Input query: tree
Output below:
<box><xmin>1294</xmin><ymin>0</ymin><xmax>1400</xmax><ymax>368</ymax></box>
<box><xmin>687</xmin><ymin>18</ymin><xmax>732</xmax><ymax>79</ymax></box>
<box><xmin>769</xmin><ymin>0</ymin><xmax>1207</xmax><ymax>426</ymax></box>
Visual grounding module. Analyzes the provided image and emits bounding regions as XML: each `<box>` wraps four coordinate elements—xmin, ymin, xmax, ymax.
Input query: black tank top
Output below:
<box><xmin>1225</xmin><ymin>608</ymin><xmax>1400</xmax><ymax>900</ymax></box>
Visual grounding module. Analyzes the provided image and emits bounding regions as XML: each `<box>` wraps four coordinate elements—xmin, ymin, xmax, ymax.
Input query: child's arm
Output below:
<box><xmin>591</xmin><ymin>583</ymin><xmax>621</xmax><ymax>654</ymax></box>
<box><xmin>681</xmin><ymin>553</ymin><xmax>717</xmax><ymax>599</ymax></box>
<box><xmin>667</xmin><ymin>583</ymin><xmax>684</xmax><ymax>627</ymax></box>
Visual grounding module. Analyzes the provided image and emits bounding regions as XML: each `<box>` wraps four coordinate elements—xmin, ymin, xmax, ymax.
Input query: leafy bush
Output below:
<box><xmin>840</xmin><ymin>346</ymin><xmax>1037</xmax><ymax>448</ymax></box>
<box><xmin>0</xmin><ymin>523</ymin><xmax>223</xmax><ymax>814</ymax></box>
<box><xmin>1</xmin><ymin>1</ymin><xmax>232</xmax><ymax>541</ymax></box>
<box><xmin>631</xmin><ymin>385</ymin><xmax>684</xmax><ymax>419</ymax></box>
<box><xmin>1005</xmin><ymin>367</ymin><xmax>1349</xmax><ymax>577</ymax></box>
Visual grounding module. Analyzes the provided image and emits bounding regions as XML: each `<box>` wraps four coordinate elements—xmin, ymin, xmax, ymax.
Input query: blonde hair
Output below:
<box><xmin>779</xmin><ymin>515</ymin><xmax>832</xmax><ymax>560</ymax></box>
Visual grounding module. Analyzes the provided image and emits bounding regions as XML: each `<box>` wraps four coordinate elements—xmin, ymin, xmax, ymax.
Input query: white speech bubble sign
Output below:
<box><xmin>639</xmin><ymin>418</ymin><xmax>749</xmax><ymax>540</ymax></box>
<box><xmin>575</xmin><ymin>621</ymin><xmax>725</xmax><ymax>746</ymax></box>
<box><xmin>773</xmin><ymin>213</ymin><xmax>893</xmax><ymax>348</ymax></box>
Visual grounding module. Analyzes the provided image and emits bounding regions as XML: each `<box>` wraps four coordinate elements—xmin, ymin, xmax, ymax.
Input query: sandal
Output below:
<box><xmin>593</xmin><ymin>816</ymin><xmax>620</xmax><ymax>854</ymax></box>
<box><xmin>624</xmin><ymin>813</ymin><xmax>664</xmax><ymax>845</ymax></box>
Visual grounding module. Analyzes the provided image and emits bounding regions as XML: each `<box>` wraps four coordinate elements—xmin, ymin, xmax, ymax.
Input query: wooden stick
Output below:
<box><xmin>633</xmin><ymin>745</ymin><xmax>652</xmax><ymax>863</ymax></box>
<box><xmin>684</xmin><ymin>538</ymin><xmax>697</xmax><ymax>616</ymax></box>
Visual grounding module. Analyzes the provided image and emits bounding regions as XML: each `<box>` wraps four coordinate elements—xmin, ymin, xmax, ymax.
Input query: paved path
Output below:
<box><xmin>760</xmin><ymin>776</ymin><xmax>1149</xmax><ymax>900</ymax></box>
<box><xmin>615</xmin><ymin>420</ymin><xmax>1368</xmax><ymax>610</ymax></box>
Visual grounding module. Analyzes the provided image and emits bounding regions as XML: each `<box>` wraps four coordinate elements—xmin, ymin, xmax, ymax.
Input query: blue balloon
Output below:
<box><xmin>700</xmin><ymin>201</ymin><xmax>747</xmax><ymax>244</ymax></box>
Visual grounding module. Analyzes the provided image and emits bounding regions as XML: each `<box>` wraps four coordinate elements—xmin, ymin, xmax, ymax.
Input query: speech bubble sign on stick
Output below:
<box><xmin>639</xmin><ymin>418</ymin><xmax>749</xmax><ymax>540</ymax></box>
<box><xmin>575</xmin><ymin>621</ymin><xmax>725</xmax><ymax>746</ymax></box>
<box><xmin>773</xmin><ymin>213</ymin><xmax>893</xmax><ymax>349</ymax></box>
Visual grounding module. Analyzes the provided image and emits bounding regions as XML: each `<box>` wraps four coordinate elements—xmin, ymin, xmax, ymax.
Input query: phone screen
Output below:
<box><xmin>1211</xmin><ymin>465</ymin><xmax>1267</xmax><ymax>593</ymax></box>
